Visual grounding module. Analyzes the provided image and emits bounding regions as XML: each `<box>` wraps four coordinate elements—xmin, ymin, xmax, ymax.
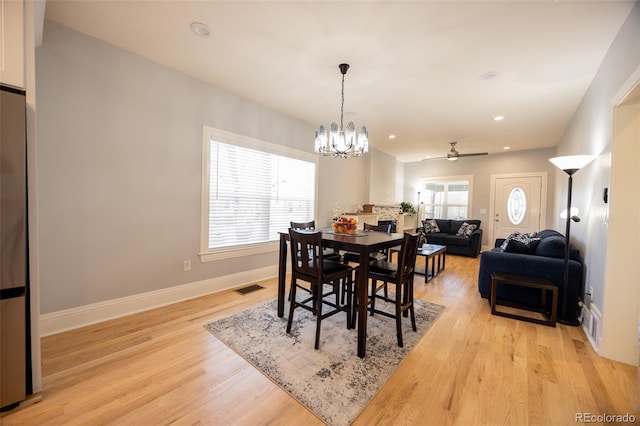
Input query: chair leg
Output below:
<box><xmin>345</xmin><ymin>276</ymin><xmax>353</xmax><ymax>329</ymax></box>
<box><xmin>409</xmin><ymin>279</ymin><xmax>417</xmax><ymax>332</ymax></box>
<box><xmin>350</xmin><ymin>281</ymin><xmax>357</xmax><ymax>329</ymax></box>
<box><xmin>402</xmin><ymin>281</ymin><xmax>409</xmax><ymax>318</ymax></box>
<box><xmin>370</xmin><ymin>279</ymin><xmax>377</xmax><ymax>316</ymax></box>
<box><xmin>286</xmin><ymin>280</ymin><xmax>297</xmax><ymax>333</ymax></box>
<box><xmin>314</xmin><ymin>283</ymin><xmax>323</xmax><ymax>349</ymax></box>
<box><xmin>395</xmin><ymin>281</ymin><xmax>404</xmax><ymax>347</ymax></box>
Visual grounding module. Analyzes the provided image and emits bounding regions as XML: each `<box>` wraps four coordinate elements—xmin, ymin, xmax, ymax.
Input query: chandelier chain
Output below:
<box><xmin>340</xmin><ymin>73</ymin><xmax>345</xmax><ymax>130</ymax></box>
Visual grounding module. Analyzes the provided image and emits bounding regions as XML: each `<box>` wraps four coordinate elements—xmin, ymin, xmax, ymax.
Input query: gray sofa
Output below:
<box><xmin>417</xmin><ymin>218</ymin><xmax>482</xmax><ymax>257</ymax></box>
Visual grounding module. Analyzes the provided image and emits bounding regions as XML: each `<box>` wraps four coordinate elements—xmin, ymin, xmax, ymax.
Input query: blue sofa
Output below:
<box><xmin>477</xmin><ymin>229</ymin><xmax>583</xmax><ymax>323</ymax></box>
<box><xmin>417</xmin><ymin>218</ymin><xmax>482</xmax><ymax>257</ymax></box>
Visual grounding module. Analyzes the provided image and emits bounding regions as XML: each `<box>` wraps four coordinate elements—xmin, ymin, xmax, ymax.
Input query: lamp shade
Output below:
<box><xmin>549</xmin><ymin>155</ymin><xmax>595</xmax><ymax>173</ymax></box>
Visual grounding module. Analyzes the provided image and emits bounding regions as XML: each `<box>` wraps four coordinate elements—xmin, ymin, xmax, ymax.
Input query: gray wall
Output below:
<box><xmin>551</xmin><ymin>2</ymin><xmax>639</xmax><ymax>364</ymax></box>
<box><xmin>404</xmin><ymin>148</ymin><xmax>558</xmax><ymax>247</ymax></box>
<box><xmin>367</xmin><ymin>148</ymin><xmax>402</xmax><ymax>205</ymax></box>
<box><xmin>35</xmin><ymin>22</ymin><xmax>364</xmax><ymax>313</ymax></box>
<box><xmin>552</xmin><ymin>2</ymin><xmax>640</xmax><ymax>309</ymax></box>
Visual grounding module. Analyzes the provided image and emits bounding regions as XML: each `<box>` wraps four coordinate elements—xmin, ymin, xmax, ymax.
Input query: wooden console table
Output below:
<box><xmin>490</xmin><ymin>272</ymin><xmax>558</xmax><ymax>327</ymax></box>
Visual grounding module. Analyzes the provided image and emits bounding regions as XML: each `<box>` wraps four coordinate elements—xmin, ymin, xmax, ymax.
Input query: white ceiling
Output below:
<box><xmin>43</xmin><ymin>1</ymin><xmax>635</xmax><ymax>162</ymax></box>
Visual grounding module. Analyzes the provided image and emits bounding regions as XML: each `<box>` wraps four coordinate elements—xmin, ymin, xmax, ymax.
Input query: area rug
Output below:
<box><xmin>204</xmin><ymin>295</ymin><xmax>445</xmax><ymax>426</ymax></box>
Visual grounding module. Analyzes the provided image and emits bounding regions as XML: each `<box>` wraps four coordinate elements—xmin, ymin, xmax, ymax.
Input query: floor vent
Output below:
<box><xmin>235</xmin><ymin>284</ymin><xmax>265</xmax><ymax>295</ymax></box>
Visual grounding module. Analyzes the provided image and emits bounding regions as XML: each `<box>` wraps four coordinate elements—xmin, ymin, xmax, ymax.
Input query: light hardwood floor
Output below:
<box><xmin>2</xmin><ymin>255</ymin><xmax>638</xmax><ymax>425</ymax></box>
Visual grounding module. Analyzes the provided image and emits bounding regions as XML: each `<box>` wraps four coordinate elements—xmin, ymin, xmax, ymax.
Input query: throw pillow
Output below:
<box><xmin>500</xmin><ymin>232</ymin><xmax>540</xmax><ymax>254</ymax></box>
<box><xmin>456</xmin><ymin>222</ymin><xmax>477</xmax><ymax>238</ymax></box>
<box><xmin>504</xmin><ymin>238</ymin><xmax>541</xmax><ymax>254</ymax></box>
<box><xmin>424</xmin><ymin>219</ymin><xmax>440</xmax><ymax>233</ymax></box>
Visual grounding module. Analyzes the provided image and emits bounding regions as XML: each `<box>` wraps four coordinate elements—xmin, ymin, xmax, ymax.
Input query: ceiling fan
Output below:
<box><xmin>426</xmin><ymin>141</ymin><xmax>488</xmax><ymax>161</ymax></box>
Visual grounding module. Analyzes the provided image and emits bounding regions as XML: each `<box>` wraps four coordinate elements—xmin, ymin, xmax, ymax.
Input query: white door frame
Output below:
<box><xmin>600</xmin><ymin>65</ymin><xmax>640</xmax><ymax>367</ymax></box>
<box><xmin>488</xmin><ymin>172</ymin><xmax>548</xmax><ymax>251</ymax></box>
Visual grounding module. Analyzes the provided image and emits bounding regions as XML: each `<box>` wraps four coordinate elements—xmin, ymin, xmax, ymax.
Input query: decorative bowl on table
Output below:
<box><xmin>333</xmin><ymin>217</ymin><xmax>357</xmax><ymax>234</ymax></box>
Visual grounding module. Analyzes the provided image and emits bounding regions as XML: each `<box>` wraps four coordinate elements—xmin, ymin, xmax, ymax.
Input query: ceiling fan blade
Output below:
<box><xmin>457</xmin><ymin>152</ymin><xmax>488</xmax><ymax>157</ymax></box>
<box><xmin>422</xmin><ymin>155</ymin><xmax>447</xmax><ymax>161</ymax></box>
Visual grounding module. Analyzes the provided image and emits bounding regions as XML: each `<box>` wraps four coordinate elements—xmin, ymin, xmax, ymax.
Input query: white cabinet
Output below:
<box><xmin>0</xmin><ymin>0</ymin><xmax>25</xmax><ymax>88</ymax></box>
<box><xmin>397</xmin><ymin>213</ymin><xmax>418</xmax><ymax>232</ymax></box>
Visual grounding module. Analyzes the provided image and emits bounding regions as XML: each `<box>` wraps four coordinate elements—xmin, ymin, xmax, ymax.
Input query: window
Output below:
<box><xmin>419</xmin><ymin>176</ymin><xmax>472</xmax><ymax>220</ymax></box>
<box><xmin>507</xmin><ymin>186</ymin><xmax>526</xmax><ymax>225</ymax></box>
<box><xmin>200</xmin><ymin>126</ymin><xmax>317</xmax><ymax>261</ymax></box>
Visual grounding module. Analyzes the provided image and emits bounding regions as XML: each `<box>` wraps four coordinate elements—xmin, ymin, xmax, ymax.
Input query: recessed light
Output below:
<box><xmin>388</xmin><ymin>134</ymin><xmax>396</xmax><ymax>140</ymax></box>
<box><xmin>190</xmin><ymin>22</ymin><xmax>211</xmax><ymax>38</ymax></box>
<box><xmin>503</xmin><ymin>146</ymin><xmax>511</xmax><ymax>150</ymax></box>
<box><xmin>493</xmin><ymin>115</ymin><xmax>504</xmax><ymax>121</ymax></box>
<box><xmin>479</xmin><ymin>71</ymin><xmax>499</xmax><ymax>80</ymax></box>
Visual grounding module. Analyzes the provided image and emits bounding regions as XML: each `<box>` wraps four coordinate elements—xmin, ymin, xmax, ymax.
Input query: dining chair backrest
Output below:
<box><xmin>364</xmin><ymin>222</ymin><xmax>392</xmax><ymax>233</ymax></box>
<box><xmin>288</xmin><ymin>228</ymin><xmax>324</xmax><ymax>280</ymax></box>
<box><xmin>396</xmin><ymin>232</ymin><xmax>420</xmax><ymax>283</ymax></box>
<box><xmin>290</xmin><ymin>220</ymin><xmax>315</xmax><ymax>230</ymax></box>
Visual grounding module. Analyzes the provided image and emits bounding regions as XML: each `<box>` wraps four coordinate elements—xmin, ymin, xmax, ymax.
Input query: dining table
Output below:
<box><xmin>277</xmin><ymin>228</ymin><xmax>405</xmax><ymax>358</ymax></box>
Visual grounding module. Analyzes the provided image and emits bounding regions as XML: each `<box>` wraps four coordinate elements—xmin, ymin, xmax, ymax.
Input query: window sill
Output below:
<box><xmin>199</xmin><ymin>241</ymin><xmax>279</xmax><ymax>262</ymax></box>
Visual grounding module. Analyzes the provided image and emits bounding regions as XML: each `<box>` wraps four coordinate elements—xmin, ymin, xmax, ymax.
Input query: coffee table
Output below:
<box><xmin>391</xmin><ymin>243</ymin><xmax>446</xmax><ymax>283</ymax></box>
<box><xmin>416</xmin><ymin>244</ymin><xmax>446</xmax><ymax>283</ymax></box>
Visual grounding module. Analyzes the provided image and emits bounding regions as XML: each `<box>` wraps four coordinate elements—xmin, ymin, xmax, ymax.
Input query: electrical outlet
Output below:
<box><xmin>183</xmin><ymin>259</ymin><xmax>191</xmax><ymax>271</ymax></box>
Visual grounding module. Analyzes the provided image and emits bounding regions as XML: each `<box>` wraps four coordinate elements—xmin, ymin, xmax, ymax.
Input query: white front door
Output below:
<box><xmin>492</xmin><ymin>175</ymin><xmax>546</xmax><ymax>241</ymax></box>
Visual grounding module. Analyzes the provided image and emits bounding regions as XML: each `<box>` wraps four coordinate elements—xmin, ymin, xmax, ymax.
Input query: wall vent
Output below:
<box><xmin>583</xmin><ymin>304</ymin><xmax>602</xmax><ymax>352</ymax></box>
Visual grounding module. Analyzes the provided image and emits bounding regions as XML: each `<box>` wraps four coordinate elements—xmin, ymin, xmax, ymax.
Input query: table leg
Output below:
<box><xmin>430</xmin><ymin>255</ymin><xmax>435</xmax><ymax>279</ymax></box>
<box><xmin>277</xmin><ymin>233</ymin><xmax>288</xmax><ymax>318</ymax></box>
<box><xmin>357</xmin><ymin>250</ymin><xmax>369</xmax><ymax>358</ymax></box>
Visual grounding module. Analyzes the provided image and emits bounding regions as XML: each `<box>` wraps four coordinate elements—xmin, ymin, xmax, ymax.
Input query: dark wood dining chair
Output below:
<box><xmin>366</xmin><ymin>232</ymin><xmax>420</xmax><ymax>347</ymax></box>
<box><xmin>286</xmin><ymin>229</ymin><xmax>355</xmax><ymax>349</ymax></box>
<box><xmin>341</xmin><ymin>222</ymin><xmax>393</xmax><ymax>304</ymax></box>
<box><xmin>290</xmin><ymin>220</ymin><xmax>341</xmax><ymax>262</ymax></box>
<box><xmin>342</xmin><ymin>222</ymin><xmax>393</xmax><ymax>264</ymax></box>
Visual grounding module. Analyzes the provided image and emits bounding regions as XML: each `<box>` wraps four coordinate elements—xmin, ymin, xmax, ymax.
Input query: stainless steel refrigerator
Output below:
<box><xmin>0</xmin><ymin>84</ymin><xmax>29</xmax><ymax>411</ymax></box>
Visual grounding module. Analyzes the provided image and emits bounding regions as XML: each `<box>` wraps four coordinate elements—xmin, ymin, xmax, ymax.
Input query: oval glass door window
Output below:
<box><xmin>507</xmin><ymin>187</ymin><xmax>526</xmax><ymax>225</ymax></box>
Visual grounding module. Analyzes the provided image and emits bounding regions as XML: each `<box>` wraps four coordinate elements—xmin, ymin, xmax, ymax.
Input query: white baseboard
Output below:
<box><xmin>39</xmin><ymin>265</ymin><xmax>278</xmax><ymax>337</ymax></box>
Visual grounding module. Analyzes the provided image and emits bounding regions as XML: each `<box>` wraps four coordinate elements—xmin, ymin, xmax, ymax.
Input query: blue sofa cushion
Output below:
<box><xmin>445</xmin><ymin>235</ymin><xmax>474</xmax><ymax>246</ymax></box>
<box><xmin>435</xmin><ymin>219</ymin><xmax>451</xmax><ymax>235</ymax></box>
<box><xmin>536</xmin><ymin>229</ymin><xmax>562</xmax><ymax>239</ymax></box>
<box><xmin>534</xmin><ymin>235</ymin><xmax>567</xmax><ymax>259</ymax></box>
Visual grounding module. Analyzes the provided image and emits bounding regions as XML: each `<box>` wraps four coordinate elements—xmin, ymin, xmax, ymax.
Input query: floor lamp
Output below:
<box><xmin>549</xmin><ymin>155</ymin><xmax>594</xmax><ymax>325</ymax></box>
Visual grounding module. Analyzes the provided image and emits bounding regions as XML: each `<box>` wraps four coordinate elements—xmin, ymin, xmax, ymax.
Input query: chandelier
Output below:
<box><xmin>314</xmin><ymin>63</ymin><xmax>369</xmax><ymax>158</ymax></box>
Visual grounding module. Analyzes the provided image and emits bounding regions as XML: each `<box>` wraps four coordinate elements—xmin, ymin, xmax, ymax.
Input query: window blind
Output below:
<box><xmin>421</xmin><ymin>179</ymin><xmax>470</xmax><ymax>220</ymax></box>
<box><xmin>207</xmin><ymin>139</ymin><xmax>316</xmax><ymax>250</ymax></box>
